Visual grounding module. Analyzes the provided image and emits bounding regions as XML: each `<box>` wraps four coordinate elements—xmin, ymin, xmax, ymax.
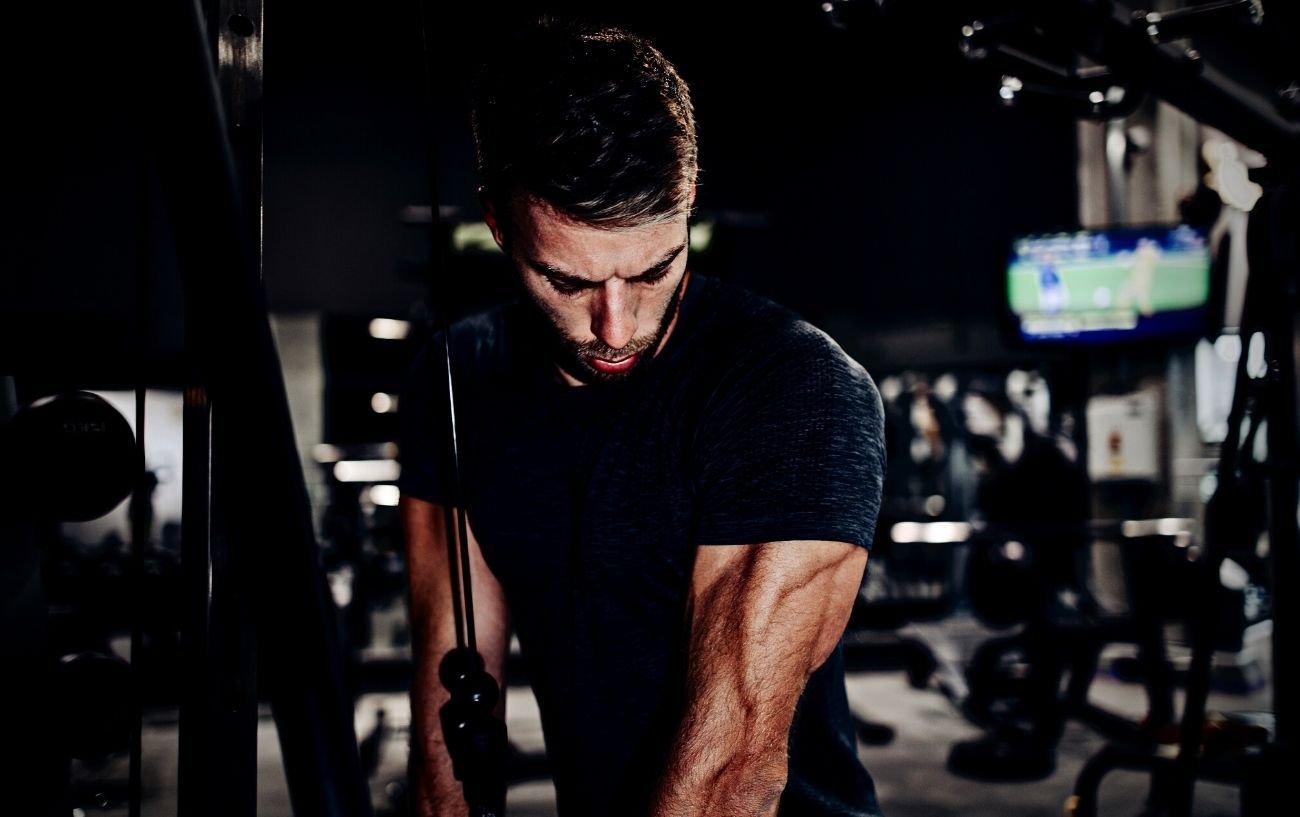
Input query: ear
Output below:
<box><xmin>480</xmin><ymin>189</ymin><xmax>508</xmax><ymax>250</ymax></box>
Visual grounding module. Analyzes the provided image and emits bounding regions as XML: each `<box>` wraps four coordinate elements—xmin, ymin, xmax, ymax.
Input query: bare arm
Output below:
<box><xmin>403</xmin><ymin>496</ymin><xmax>510</xmax><ymax>817</ymax></box>
<box><xmin>650</xmin><ymin>540</ymin><xmax>868</xmax><ymax>817</ymax></box>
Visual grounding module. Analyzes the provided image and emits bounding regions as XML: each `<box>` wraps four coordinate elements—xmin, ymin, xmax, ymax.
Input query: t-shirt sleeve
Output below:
<box><xmin>690</xmin><ymin>324</ymin><xmax>886</xmax><ymax>549</ymax></box>
<box><xmin>397</xmin><ymin>340</ymin><xmax>454</xmax><ymax>505</ymax></box>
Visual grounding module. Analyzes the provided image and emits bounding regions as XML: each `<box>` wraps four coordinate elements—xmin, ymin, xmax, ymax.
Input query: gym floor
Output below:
<box><xmin>78</xmin><ymin>610</ymin><xmax>1271</xmax><ymax>817</ymax></box>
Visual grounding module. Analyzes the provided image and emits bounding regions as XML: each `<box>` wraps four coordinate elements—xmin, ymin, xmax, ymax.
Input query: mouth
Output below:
<box><xmin>586</xmin><ymin>352</ymin><xmax>641</xmax><ymax>375</ymax></box>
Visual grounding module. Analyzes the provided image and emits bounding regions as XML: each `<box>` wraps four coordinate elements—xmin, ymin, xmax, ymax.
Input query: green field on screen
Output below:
<box><xmin>1008</xmin><ymin>252</ymin><xmax>1209</xmax><ymax>314</ymax></box>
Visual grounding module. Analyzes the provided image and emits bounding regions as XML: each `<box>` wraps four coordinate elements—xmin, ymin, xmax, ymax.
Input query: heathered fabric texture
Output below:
<box><xmin>400</xmin><ymin>274</ymin><xmax>886</xmax><ymax>816</ymax></box>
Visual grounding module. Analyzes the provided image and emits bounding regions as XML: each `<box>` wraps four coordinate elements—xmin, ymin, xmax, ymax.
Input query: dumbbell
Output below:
<box><xmin>2</xmin><ymin>391</ymin><xmax>139</xmax><ymax>522</ymax></box>
<box><xmin>56</xmin><ymin>651</ymin><xmax>135</xmax><ymax>762</ymax></box>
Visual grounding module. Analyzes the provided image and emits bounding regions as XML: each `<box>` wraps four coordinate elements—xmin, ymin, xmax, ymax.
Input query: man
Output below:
<box><xmin>400</xmin><ymin>19</ymin><xmax>885</xmax><ymax>817</ymax></box>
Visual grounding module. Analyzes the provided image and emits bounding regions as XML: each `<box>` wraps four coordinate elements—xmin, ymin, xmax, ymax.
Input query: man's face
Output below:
<box><xmin>486</xmin><ymin>196</ymin><xmax>690</xmax><ymax>385</ymax></box>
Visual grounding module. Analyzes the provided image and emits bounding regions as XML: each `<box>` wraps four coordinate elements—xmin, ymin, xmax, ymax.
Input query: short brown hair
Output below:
<box><xmin>472</xmin><ymin>20</ymin><xmax>698</xmax><ymax>228</ymax></box>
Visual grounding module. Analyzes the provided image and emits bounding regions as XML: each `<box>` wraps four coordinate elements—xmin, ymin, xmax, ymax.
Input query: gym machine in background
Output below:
<box><xmin>2</xmin><ymin>1</ymin><xmax>372</xmax><ymax>815</ymax></box>
<box><xmin>938</xmin><ymin>2</ymin><xmax>1297</xmax><ymax>815</ymax></box>
<box><xmin>1</xmin><ymin>391</ymin><xmax>142</xmax><ymax>814</ymax></box>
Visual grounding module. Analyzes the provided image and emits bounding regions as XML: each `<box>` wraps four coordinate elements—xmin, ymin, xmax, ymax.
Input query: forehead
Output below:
<box><xmin>505</xmin><ymin>197</ymin><xmax>686</xmax><ymax>278</ymax></box>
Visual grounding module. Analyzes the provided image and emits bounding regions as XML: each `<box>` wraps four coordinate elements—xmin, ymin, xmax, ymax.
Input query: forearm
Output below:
<box><xmin>651</xmin><ymin>541</ymin><xmax>867</xmax><ymax>817</ymax></box>
<box><xmin>403</xmin><ymin>498</ymin><xmax>509</xmax><ymax>817</ymax></box>
<box><xmin>651</xmin><ymin>676</ymin><xmax>792</xmax><ymax>817</ymax></box>
<box><xmin>650</xmin><ymin>554</ymin><xmax>802</xmax><ymax>817</ymax></box>
<box><xmin>411</xmin><ymin>634</ymin><xmax>508</xmax><ymax>817</ymax></box>
<box><xmin>410</xmin><ymin>644</ymin><xmax>469</xmax><ymax>817</ymax></box>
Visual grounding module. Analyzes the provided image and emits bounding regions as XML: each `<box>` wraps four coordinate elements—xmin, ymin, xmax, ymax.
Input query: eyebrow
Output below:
<box><xmin>525</xmin><ymin>242</ymin><xmax>687</xmax><ymax>288</ymax></box>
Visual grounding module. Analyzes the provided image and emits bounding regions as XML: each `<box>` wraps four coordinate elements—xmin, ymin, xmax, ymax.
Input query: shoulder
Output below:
<box><xmin>693</xmin><ymin>279</ymin><xmax>882</xmax><ymax>415</ymax></box>
<box><xmin>681</xmin><ymin>281</ymin><xmax>888</xmax><ymax>548</ymax></box>
<box><xmin>692</xmin><ymin>278</ymin><xmax>856</xmax><ymax>359</ymax></box>
<box><xmin>683</xmin><ymin>278</ymin><xmax>884</xmax><ymax>444</ymax></box>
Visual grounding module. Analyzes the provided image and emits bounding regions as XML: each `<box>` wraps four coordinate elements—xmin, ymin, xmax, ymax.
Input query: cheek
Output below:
<box><xmin>644</xmin><ymin>269</ymin><xmax>687</xmax><ymax>318</ymax></box>
<box><xmin>651</xmin><ymin>279</ymin><xmax>679</xmax><ymax>311</ymax></box>
<box><xmin>523</xmin><ymin>279</ymin><xmax>586</xmax><ymax>332</ymax></box>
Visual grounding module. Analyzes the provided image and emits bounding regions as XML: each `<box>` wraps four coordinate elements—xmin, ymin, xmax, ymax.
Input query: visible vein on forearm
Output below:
<box><xmin>653</xmin><ymin>542</ymin><xmax>864</xmax><ymax>816</ymax></box>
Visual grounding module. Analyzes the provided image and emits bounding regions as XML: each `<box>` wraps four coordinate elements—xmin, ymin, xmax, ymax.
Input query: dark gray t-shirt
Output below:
<box><xmin>400</xmin><ymin>274</ymin><xmax>886</xmax><ymax>816</ymax></box>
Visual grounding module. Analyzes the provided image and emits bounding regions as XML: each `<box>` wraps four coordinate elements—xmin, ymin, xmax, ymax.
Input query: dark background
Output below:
<box><xmin>8</xmin><ymin>1</ymin><xmax>1298</xmax><ymax>382</ymax></box>
<box><xmin>5</xmin><ymin>0</ymin><xmax>1085</xmax><ymax>385</ymax></box>
<box><xmin>261</xmin><ymin>0</ymin><xmax>1079</xmax><ymax>332</ymax></box>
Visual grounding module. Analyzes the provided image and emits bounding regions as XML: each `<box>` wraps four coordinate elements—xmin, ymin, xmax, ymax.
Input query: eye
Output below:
<box><xmin>639</xmin><ymin>267</ymin><xmax>673</xmax><ymax>286</ymax></box>
<box><xmin>544</xmin><ymin>275</ymin><xmax>587</xmax><ymax>297</ymax></box>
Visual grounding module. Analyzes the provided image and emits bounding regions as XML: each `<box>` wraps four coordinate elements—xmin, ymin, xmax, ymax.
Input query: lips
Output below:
<box><xmin>587</xmin><ymin>352</ymin><xmax>640</xmax><ymax>375</ymax></box>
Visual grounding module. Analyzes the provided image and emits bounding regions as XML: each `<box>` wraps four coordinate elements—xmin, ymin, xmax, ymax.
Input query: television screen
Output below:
<box><xmin>1007</xmin><ymin>224</ymin><xmax>1212</xmax><ymax>344</ymax></box>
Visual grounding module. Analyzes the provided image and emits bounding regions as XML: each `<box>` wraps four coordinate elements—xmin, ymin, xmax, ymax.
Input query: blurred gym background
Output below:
<box><xmin>3</xmin><ymin>1</ymin><xmax>1297</xmax><ymax>816</ymax></box>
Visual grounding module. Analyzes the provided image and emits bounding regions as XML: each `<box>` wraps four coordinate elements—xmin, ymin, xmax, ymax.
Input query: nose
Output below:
<box><xmin>590</xmin><ymin>279</ymin><xmax>638</xmax><ymax>353</ymax></box>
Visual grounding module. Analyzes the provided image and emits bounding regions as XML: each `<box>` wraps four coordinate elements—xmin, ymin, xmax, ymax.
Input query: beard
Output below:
<box><xmin>529</xmin><ymin>274</ymin><xmax>687</xmax><ymax>385</ymax></box>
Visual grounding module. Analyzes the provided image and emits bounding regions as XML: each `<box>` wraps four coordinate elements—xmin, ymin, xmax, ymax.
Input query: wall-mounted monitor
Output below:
<box><xmin>1007</xmin><ymin>224</ymin><xmax>1212</xmax><ymax>345</ymax></box>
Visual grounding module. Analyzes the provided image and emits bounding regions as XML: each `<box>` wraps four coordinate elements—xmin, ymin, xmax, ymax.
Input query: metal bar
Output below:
<box><xmin>1164</xmin><ymin>224</ymin><xmax>1265</xmax><ymax>816</ymax></box>
<box><xmin>210</xmin><ymin>8</ymin><xmax>264</xmax><ymax>812</ymax></box>
<box><xmin>154</xmin><ymin>1</ymin><xmax>373</xmax><ymax>813</ymax></box>
<box><xmin>128</xmin><ymin>148</ymin><xmax>151</xmax><ymax>817</ymax></box>
<box><xmin>1098</xmin><ymin>2</ymin><xmax>1300</xmax><ymax>158</ymax></box>
<box><xmin>412</xmin><ymin>6</ymin><xmax>507</xmax><ymax>814</ymax></box>
<box><xmin>215</xmin><ymin>0</ymin><xmax>265</xmax><ymax>268</ymax></box>
<box><xmin>415</xmin><ymin>0</ymin><xmax>479</xmax><ymax>656</ymax></box>
<box><xmin>440</xmin><ymin>336</ymin><xmax>467</xmax><ymax>649</ymax></box>
<box><xmin>443</xmin><ymin>332</ymin><xmax>477</xmax><ymax>653</ymax></box>
<box><xmin>1138</xmin><ymin>1</ymin><xmax>1259</xmax><ymax>42</ymax></box>
<box><xmin>178</xmin><ymin>387</ymin><xmax>220</xmax><ymax>816</ymax></box>
<box><xmin>128</xmin><ymin>388</ymin><xmax>146</xmax><ymax>817</ymax></box>
<box><xmin>1258</xmin><ymin>183</ymin><xmax>1299</xmax><ymax>751</ymax></box>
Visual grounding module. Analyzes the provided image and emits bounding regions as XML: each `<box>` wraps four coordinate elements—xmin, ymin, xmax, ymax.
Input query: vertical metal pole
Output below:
<box><xmin>211</xmin><ymin>5</ymin><xmax>264</xmax><ymax>814</ymax></box>
<box><xmin>179</xmin><ymin>386</ymin><xmax>260</xmax><ymax>817</ymax></box>
<box><xmin>128</xmin><ymin>186</ymin><xmax>149</xmax><ymax>817</ymax></box>
<box><xmin>157</xmin><ymin>0</ymin><xmax>376</xmax><ymax>811</ymax></box>
<box><xmin>213</xmin><ymin>0</ymin><xmax>265</xmax><ymax>266</ymax></box>
<box><xmin>176</xmin><ymin>2</ymin><xmax>263</xmax><ymax>816</ymax></box>
<box><xmin>178</xmin><ymin>386</ymin><xmax>222</xmax><ymax>816</ymax></box>
<box><xmin>128</xmin><ymin>105</ymin><xmax>169</xmax><ymax>814</ymax></box>
<box><xmin>1260</xmin><ymin>188</ymin><xmax>1298</xmax><ymax>752</ymax></box>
